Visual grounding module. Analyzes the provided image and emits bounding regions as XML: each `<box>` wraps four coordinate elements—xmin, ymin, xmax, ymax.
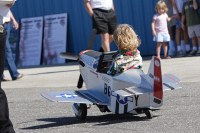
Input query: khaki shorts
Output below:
<box><xmin>188</xmin><ymin>24</ymin><xmax>200</xmax><ymax>38</ymax></box>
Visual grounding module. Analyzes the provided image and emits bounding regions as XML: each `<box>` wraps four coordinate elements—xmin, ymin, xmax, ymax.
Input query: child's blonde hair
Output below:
<box><xmin>113</xmin><ymin>24</ymin><xmax>141</xmax><ymax>52</ymax></box>
<box><xmin>155</xmin><ymin>1</ymin><xmax>168</xmax><ymax>13</ymax></box>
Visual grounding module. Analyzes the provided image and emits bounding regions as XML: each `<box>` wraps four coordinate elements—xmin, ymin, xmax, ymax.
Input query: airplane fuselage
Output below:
<box><xmin>79</xmin><ymin>50</ymin><xmax>162</xmax><ymax>114</ymax></box>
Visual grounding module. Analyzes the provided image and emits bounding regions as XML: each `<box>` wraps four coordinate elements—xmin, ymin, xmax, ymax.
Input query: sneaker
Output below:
<box><xmin>1</xmin><ymin>77</ymin><xmax>11</xmax><ymax>81</ymax></box>
<box><xmin>177</xmin><ymin>51</ymin><xmax>186</xmax><ymax>57</ymax></box>
<box><xmin>189</xmin><ymin>50</ymin><xmax>197</xmax><ymax>56</ymax></box>
<box><xmin>186</xmin><ymin>50</ymin><xmax>191</xmax><ymax>55</ymax></box>
<box><xmin>13</xmin><ymin>74</ymin><xmax>24</xmax><ymax>80</ymax></box>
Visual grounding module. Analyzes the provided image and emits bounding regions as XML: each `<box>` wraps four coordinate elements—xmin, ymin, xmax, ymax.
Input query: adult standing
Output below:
<box><xmin>0</xmin><ymin>1</ymin><xmax>16</xmax><ymax>132</ymax></box>
<box><xmin>171</xmin><ymin>0</ymin><xmax>190</xmax><ymax>56</ymax></box>
<box><xmin>182</xmin><ymin>0</ymin><xmax>200</xmax><ymax>55</ymax></box>
<box><xmin>1</xmin><ymin>0</ymin><xmax>23</xmax><ymax>81</ymax></box>
<box><xmin>162</xmin><ymin>0</ymin><xmax>177</xmax><ymax>57</ymax></box>
<box><xmin>84</xmin><ymin>0</ymin><xmax>117</xmax><ymax>52</ymax></box>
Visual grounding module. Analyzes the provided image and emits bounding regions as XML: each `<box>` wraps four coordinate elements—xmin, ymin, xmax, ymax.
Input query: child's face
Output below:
<box><xmin>157</xmin><ymin>7</ymin><xmax>165</xmax><ymax>14</ymax></box>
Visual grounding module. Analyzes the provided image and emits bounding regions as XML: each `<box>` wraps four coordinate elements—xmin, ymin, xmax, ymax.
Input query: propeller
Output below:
<box><xmin>60</xmin><ymin>52</ymin><xmax>78</xmax><ymax>60</ymax></box>
<box><xmin>60</xmin><ymin>52</ymin><xmax>83</xmax><ymax>88</ymax></box>
<box><xmin>61</xmin><ymin>29</ymin><xmax>97</xmax><ymax>89</ymax></box>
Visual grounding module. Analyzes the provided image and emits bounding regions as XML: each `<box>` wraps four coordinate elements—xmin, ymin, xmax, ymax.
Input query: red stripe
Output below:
<box><xmin>153</xmin><ymin>57</ymin><xmax>163</xmax><ymax>100</ymax></box>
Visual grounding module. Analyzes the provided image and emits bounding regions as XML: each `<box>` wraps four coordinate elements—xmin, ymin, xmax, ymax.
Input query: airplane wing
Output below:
<box><xmin>162</xmin><ymin>74</ymin><xmax>182</xmax><ymax>91</ymax></box>
<box><xmin>41</xmin><ymin>90</ymin><xmax>108</xmax><ymax>105</ymax></box>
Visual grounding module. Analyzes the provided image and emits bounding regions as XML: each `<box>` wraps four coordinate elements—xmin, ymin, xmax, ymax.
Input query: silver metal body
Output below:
<box><xmin>41</xmin><ymin>50</ymin><xmax>181</xmax><ymax>118</ymax></box>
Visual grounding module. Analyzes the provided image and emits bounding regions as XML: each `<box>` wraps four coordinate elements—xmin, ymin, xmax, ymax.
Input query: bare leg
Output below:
<box><xmin>184</xmin><ymin>27</ymin><xmax>191</xmax><ymax>52</ymax></box>
<box><xmin>197</xmin><ymin>37</ymin><xmax>200</xmax><ymax>47</ymax></box>
<box><xmin>101</xmin><ymin>33</ymin><xmax>110</xmax><ymax>52</ymax></box>
<box><xmin>156</xmin><ymin>42</ymin><xmax>162</xmax><ymax>60</ymax></box>
<box><xmin>184</xmin><ymin>28</ymin><xmax>189</xmax><ymax>44</ymax></box>
<box><xmin>168</xmin><ymin>26</ymin><xmax>176</xmax><ymax>56</ymax></box>
<box><xmin>191</xmin><ymin>37</ymin><xmax>197</xmax><ymax>48</ymax></box>
<box><xmin>162</xmin><ymin>42</ymin><xmax>170</xmax><ymax>58</ymax></box>
<box><xmin>109</xmin><ymin>34</ymin><xmax>113</xmax><ymax>44</ymax></box>
<box><xmin>176</xmin><ymin>28</ymin><xmax>181</xmax><ymax>49</ymax></box>
<box><xmin>176</xmin><ymin>27</ymin><xmax>187</xmax><ymax>56</ymax></box>
<box><xmin>188</xmin><ymin>37</ymin><xmax>198</xmax><ymax>55</ymax></box>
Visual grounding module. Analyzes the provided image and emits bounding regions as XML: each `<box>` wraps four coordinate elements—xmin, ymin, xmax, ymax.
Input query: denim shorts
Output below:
<box><xmin>153</xmin><ymin>32</ymin><xmax>170</xmax><ymax>42</ymax></box>
<box><xmin>176</xmin><ymin>20</ymin><xmax>182</xmax><ymax>29</ymax></box>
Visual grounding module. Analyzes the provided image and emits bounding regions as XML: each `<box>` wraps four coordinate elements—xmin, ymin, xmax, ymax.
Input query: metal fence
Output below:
<box><xmin>12</xmin><ymin>0</ymin><xmax>157</xmax><ymax>56</ymax></box>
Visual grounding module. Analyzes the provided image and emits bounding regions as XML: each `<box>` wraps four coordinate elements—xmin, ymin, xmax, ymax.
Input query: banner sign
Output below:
<box><xmin>19</xmin><ymin>16</ymin><xmax>43</xmax><ymax>67</ymax></box>
<box><xmin>43</xmin><ymin>13</ymin><xmax>67</xmax><ymax>65</ymax></box>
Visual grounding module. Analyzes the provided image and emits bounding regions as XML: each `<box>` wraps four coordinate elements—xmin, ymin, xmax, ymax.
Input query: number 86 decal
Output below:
<box><xmin>104</xmin><ymin>83</ymin><xmax>111</xmax><ymax>97</ymax></box>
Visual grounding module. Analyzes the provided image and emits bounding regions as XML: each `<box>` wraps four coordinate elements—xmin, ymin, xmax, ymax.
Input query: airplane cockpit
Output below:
<box><xmin>97</xmin><ymin>51</ymin><xmax>117</xmax><ymax>73</ymax></box>
<box><xmin>79</xmin><ymin>50</ymin><xmax>117</xmax><ymax>74</ymax></box>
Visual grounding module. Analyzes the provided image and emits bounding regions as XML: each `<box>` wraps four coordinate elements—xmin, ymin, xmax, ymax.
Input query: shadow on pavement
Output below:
<box><xmin>21</xmin><ymin>113</ymin><xmax>159</xmax><ymax>130</ymax></box>
<box><xmin>26</xmin><ymin>69</ymin><xmax>79</xmax><ymax>76</ymax></box>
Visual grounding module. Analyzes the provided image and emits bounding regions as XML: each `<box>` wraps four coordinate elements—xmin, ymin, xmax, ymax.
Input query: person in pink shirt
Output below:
<box><xmin>152</xmin><ymin>1</ymin><xmax>175</xmax><ymax>59</ymax></box>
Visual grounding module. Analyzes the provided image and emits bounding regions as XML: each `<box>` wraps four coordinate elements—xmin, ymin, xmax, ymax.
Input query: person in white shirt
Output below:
<box><xmin>0</xmin><ymin>0</ymin><xmax>23</xmax><ymax>81</ymax></box>
<box><xmin>0</xmin><ymin>1</ymin><xmax>16</xmax><ymax>132</ymax></box>
<box><xmin>84</xmin><ymin>0</ymin><xmax>117</xmax><ymax>52</ymax></box>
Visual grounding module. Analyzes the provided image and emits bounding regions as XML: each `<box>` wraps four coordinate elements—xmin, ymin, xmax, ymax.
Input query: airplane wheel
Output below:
<box><xmin>74</xmin><ymin>103</ymin><xmax>87</xmax><ymax>121</ymax></box>
<box><xmin>97</xmin><ymin>105</ymin><xmax>110</xmax><ymax>112</ymax></box>
<box><xmin>144</xmin><ymin>109</ymin><xmax>152</xmax><ymax>119</ymax></box>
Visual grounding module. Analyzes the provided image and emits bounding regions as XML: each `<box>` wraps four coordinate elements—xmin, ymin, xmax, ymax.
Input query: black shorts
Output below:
<box><xmin>92</xmin><ymin>9</ymin><xmax>117</xmax><ymax>34</ymax></box>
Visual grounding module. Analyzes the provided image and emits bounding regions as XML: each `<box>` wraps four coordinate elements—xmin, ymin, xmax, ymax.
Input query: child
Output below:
<box><xmin>152</xmin><ymin>1</ymin><xmax>174</xmax><ymax>59</ymax></box>
<box><xmin>107</xmin><ymin>24</ymin><xmax>142</xmax><ymax>75</ymax></box>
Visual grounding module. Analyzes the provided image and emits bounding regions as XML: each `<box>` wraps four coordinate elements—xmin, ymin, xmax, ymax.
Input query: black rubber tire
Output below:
<box><xmin>144</xmin><ymin>109</ymin><xmax>152</xmax><ymax>119</ymax></box>
<box><xmin>75</xmin><ymin>104</ymin><xmax>87</xmax><ymax>121</ymax></box>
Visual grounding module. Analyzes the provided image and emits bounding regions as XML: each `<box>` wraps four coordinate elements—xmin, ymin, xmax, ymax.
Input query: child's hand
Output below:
<box><xmin>152</xmin><ymin>31</ymin><xmax>156</xmax><ymax>37</ymax></box>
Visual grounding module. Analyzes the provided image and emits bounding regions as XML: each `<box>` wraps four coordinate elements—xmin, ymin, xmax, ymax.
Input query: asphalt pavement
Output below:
<box><xmin>2</xmin><ymin>56</ymin><xmax>200</xmax><ymax>133</ymax></box>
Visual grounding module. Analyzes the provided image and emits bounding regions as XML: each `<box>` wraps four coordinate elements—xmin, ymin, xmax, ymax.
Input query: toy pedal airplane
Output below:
<box><xmin>41</xmin><ymin>50</ymin><xmax>181</xmax><ymax>120</ymax></box>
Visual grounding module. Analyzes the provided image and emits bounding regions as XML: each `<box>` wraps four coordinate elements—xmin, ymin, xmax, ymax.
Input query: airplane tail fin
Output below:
<box><xmin>147</xmin><ymin>56</ymin><xmax>163</xmax><ymax>108</ymax></box>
